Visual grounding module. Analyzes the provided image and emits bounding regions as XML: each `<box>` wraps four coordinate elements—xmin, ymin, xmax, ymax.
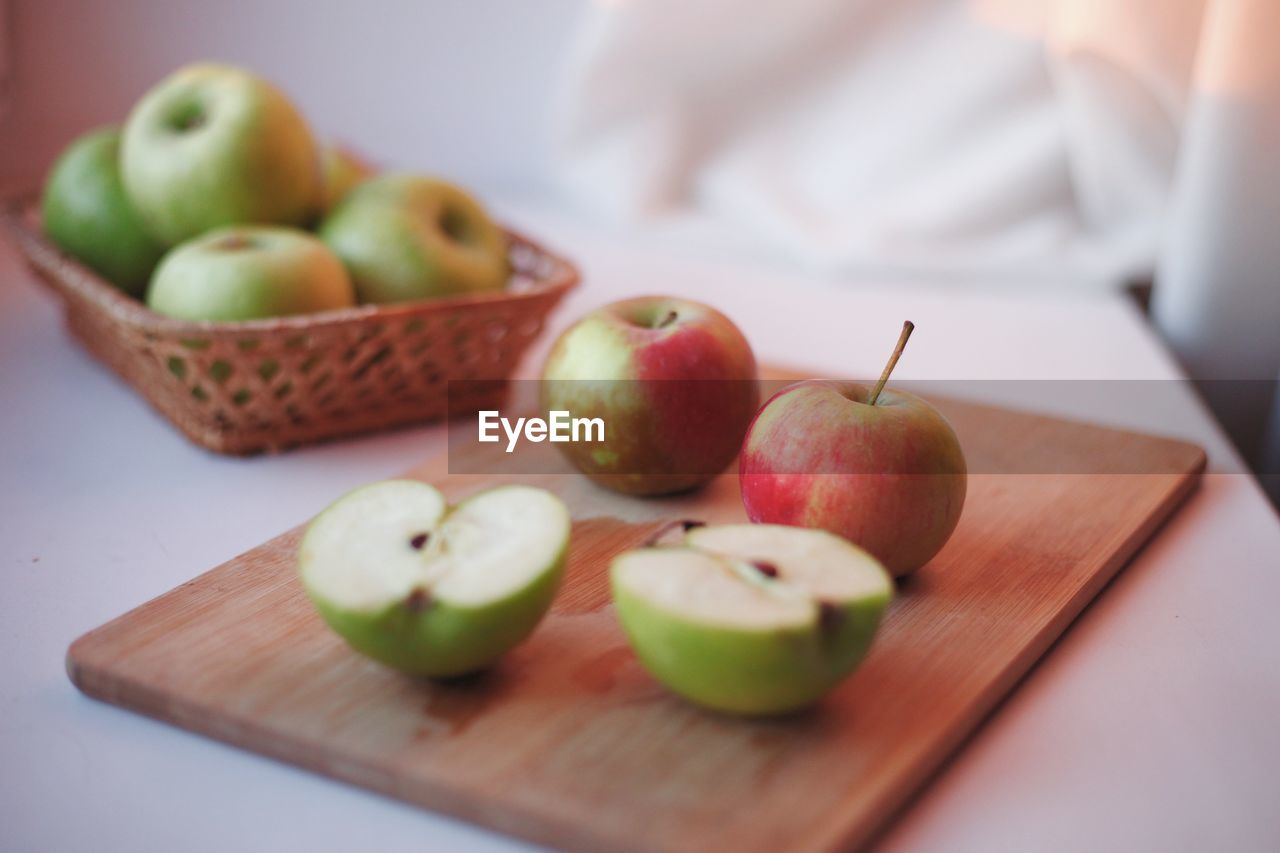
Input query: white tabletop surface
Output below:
<box><xmin>2</xmin><ymin>201</ymin><xmax>1278</xmax><ymax>853</ymax></box>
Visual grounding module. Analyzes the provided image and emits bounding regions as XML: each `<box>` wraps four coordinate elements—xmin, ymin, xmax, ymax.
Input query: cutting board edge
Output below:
<box><xmin>813</xmin><ymin>458</ymin><xmax>1206</xmax><ymax>851</ymax></box>
<box><xmin>66</xmin><ymin>640</ymin><xmax>655</xmax><ymax>853</ymax></box>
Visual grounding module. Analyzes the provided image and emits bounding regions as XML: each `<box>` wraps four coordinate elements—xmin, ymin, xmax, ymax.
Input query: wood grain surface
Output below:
<box><xmin>67</xmin><ymin>377</ymin><xmax>1205</xmax><ymax>852</ymax></box>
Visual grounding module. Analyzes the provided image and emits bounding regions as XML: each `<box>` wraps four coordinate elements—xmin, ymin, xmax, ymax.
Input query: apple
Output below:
<box><xmin>298</xmin><ymin>480</ymin><xmax>570</xmax><ymax>677</ymax></box>
<box><xmin>121</xmin><ymin>63</ymin><xmax>321</xmax><ymax>245</ymax></box>
<box><xmin>40</xmin><ymin>126</ymin><xmax>167</xmax><ymax>297</ymax></box>
<box><xmin>146</xmin><ymin>225</ymin><xmax>355</xmax><ymax>321</ymax></box>
<box><xmin>611</xmin><ymin>522</ymin><xmax>892</xmax><ymax>715</ymax></box>
<box><xmin>320</xmin><ymin>144</ymin><xmax>373</xmax><ymax>213</ymax></box>
<box><xmin>318</xmin><ymin>173</ymin><xmax>509</xmax><ymax>304</ymax></box>
<box><xmin>540</xmin><ymin>296</ymin><xmax>760</xmax><ymax>496</ymax></box>
<box><xmin>739</xmin><ymin>323</ymin><xmax>967</xmax><ymax>576</ymax></box>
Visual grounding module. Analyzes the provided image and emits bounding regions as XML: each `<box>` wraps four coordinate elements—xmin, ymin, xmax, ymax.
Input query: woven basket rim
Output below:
<box><xmin>0</xmin><ymin>195</ymin><xmax>579</xmax><ymax>335</ymax></box>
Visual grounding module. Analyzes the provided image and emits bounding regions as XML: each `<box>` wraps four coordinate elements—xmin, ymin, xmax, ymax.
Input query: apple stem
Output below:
<box><xmin>867</xmin><ymin>321</ymin><xmax>914</xmax><ymax>406</ymax></box>
<box><xmin>657</xmin><ymin>310</ymin><xmax>678</xmax><ymax>329</ymax></box>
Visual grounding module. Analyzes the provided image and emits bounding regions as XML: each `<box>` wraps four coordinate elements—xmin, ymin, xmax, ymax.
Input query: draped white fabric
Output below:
<box><xmin>555</xmin><ymin>0</ymin><xmax>1280</xmax><ymax>470</ymax></box>
<box><xmin>556</xmin><ymin>0</ymin><xmax>1191</xmax><ymax>286</ymax></box>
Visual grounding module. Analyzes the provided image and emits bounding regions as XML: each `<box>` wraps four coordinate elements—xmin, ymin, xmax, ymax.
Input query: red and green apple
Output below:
<box><xmin>739</xmin><ymin>323</ymin><xmax>967</xmax><ymax>576</ymax></box>
<box><xmin>541</xmin><ymin>296</ymin><xmax>760</xmax><ymax>496</ymax></box>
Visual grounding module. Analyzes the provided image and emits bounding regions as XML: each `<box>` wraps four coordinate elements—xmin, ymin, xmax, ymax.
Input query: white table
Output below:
<box><xmin>2</xmin><ymin>201</ymin><xmax>1277</xmax><ymax>853</ymax></box>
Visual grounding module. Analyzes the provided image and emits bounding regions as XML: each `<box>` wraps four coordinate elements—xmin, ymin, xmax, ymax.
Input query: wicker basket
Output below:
<box><xmin>1</xmin><ymin>200</ymin><xmax>578</xmax><ymax>455</ymax></box>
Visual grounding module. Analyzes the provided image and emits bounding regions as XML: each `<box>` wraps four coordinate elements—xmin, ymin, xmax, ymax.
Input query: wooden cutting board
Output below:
<box><xmin>67</xmin><ymin>377</ymin><xmax>1205</xmax><ymax>852</ymax></box>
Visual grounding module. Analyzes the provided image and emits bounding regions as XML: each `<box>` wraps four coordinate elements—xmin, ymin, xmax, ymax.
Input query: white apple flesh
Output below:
<box><xmin>611</xmin><ymin>523</ymin><xmax>892</xmax><ymax>715</ymax></box>
<box><xmin>299</xmin><ymin>481</ymin><xmax>570</xmax><ymax>677</ymax></box>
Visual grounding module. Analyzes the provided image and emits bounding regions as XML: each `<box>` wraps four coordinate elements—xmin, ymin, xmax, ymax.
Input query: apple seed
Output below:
<box><xmin>409</xmin><ymin>532</ymin><xmax>431</xmax><ymax>551</ymax></box>
<box><xmin>750</xmin><ymin>560</ymin><xmax>780</xmax><ymax>579</ymax></box>
<box><xmin>405</xmin><ymin>588</ymin><xmax>432</xmax><ymax>612</ymax></box>
<box><xmin>817</xmin><ymin>600</ymin><xmax>844</xmax><ymax>635</ymax></box>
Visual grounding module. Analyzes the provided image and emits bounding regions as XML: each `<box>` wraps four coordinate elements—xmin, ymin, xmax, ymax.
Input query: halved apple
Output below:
<box><xmin>298</xmin><ymin>480</ymin><xmax>570</xmax><ymax>677</ymax></box>
<box><xmin>611</xmin><ymin>523</ymin><xmax>892</xmax><ymax>715</ymax></box>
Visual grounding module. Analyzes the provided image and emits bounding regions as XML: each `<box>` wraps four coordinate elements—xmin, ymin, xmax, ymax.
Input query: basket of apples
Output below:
<box><xmin>0</xmin><ymin>63</ymin><xmax>578</xmax><ymax>455</ymax></box>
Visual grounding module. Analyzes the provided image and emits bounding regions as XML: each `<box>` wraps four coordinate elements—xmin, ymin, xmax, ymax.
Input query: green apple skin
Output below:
<box><xmin>610</xmin><ymin>525</ymin><xmax>892</xmax><ymax>715</ymax></box>
<box><xmin>320</xmin><ymin>145</ymin><xmax>373</xmax><ymax>213</ymax></box>
<box><xmin>541</xmin><ymin>296</ymin><xmax>760</xmax><ymax>496</ymax></box>
<box><xmin>146</xmin><ymin>225</ymin><xmax>355</xmax><ymax>321</ymax></box>
<box><xmin>319</xmin><ymin>173</ymin><xmax>509</xmax><ymax>304</ymax></box>
<box><xmin>299</xmin><ymin>483</ymin><xmax>569</xmax><ymax>677</ymax></box>
<box><xmin>40</xmin><ymin>126</ymin><xmax>167</xmax><ymax>297</ymax></box>
<box><xmin>613</xmin><ymin>581</ymin><xmax>888</xmax><ymax>715</ymax></box>
<box><xmin>309</xmin><ymin>545</ymin><xmax>565</xmax><ymax>677</ymax></box>
<box><xmin>121</xmin><ymin>63</ymin><xmax>321</xmax><ymax>245</ymax></box>
<box><xmin>739</xmin><ymin>381</ymin><xmax>967</xmax><ymax>577</ymax></box>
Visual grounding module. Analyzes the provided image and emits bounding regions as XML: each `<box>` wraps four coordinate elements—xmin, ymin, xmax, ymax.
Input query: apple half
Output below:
<box><xmin>299</xmin><ymin>480</ymin><xmax>570</xmax><ymax>677</ymax></box>
<box><xmin>611</xmin><ymin>523</ymin><xmax>892</xmax><ymax>715</ymax></box>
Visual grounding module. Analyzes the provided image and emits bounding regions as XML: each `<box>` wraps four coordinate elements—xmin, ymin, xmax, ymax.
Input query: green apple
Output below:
<box><xmin>541</xmin><ymin>296</ymin><xmax>760</xmax><ymax>496</ymax></box>
<box><xmin>121</xmin><ymin>62</ymin><xmax>321</xmax><ymax>245</ymax></box>
<box><xmin>320</xmin><ymin>144</ymin><xmax>373</xmax><ymax>213</ymax></box>
<box><xmin>146</xmin><ymin>225</ymin><xmax>355</xmax><ymax>321</ymax></box>
<box><xmin>298</xmin><ymin>480</ymin><xmax>570</xmax><ymax>677</ymax></box>
<box><xmin>611</xmin><ymin>523</ymin><xmax>892</xmax><ymax>715</ymax></box>
<box><xmin>40</xmin><ymin>126</ymin><xmax>167</xmax><ymax>297</ymax></box>
<box><xmin>318</xmin><ymin>173</ymin><xmax>509</xmax><ymax>304</ymax></box>
<box><xmin>739</xmin><ymin>323</ymin><xmax>967</xmax><ymax>576</ymax></box>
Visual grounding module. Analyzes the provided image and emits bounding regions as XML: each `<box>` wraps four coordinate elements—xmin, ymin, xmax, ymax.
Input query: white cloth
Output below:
<box><xmin>555</xmin><ymin>0</ymin><xmax>1203</xmax><ymax>288</ymax></box>
<box><xmin>554</xmin><ymin>0</ymin><xmax>1280</xmax><ymax>466</ymax></box>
